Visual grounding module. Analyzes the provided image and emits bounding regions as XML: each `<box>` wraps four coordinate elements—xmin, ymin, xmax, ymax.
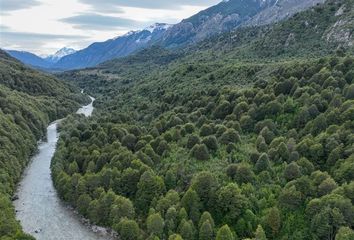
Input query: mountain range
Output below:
<box><xmin>6</xmin><ymin>47</ymin><xmax>76</xmax><ymax>70</ymax></box>
<box><xmin>6</xmin><ymin>0</ymin><xmax>326</xmax><ymax>70</ymax></box>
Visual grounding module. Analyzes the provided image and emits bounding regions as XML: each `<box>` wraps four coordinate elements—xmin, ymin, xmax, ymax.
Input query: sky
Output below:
<box><xmin>0</xmin><ymin>0</ymin><xmax>220</xmax><ymax>56</ymax></box>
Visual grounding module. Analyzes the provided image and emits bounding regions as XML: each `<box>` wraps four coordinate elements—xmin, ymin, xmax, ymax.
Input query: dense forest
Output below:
<box><xmin>53</xmin><ymin>0</ymin><xmax>354</xmax><ymax>240</ymax></box>
<box><xmin>0</xmin><ymin>50</ymin><xmax>88</xmax><ymax>240</ymax></box>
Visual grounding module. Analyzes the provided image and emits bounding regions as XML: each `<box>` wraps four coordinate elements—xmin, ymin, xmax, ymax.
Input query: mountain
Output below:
<box><xmin>0</xmin><ymin>49</ymin><xmax>87</xmax><ymax>239</ymax></box>
<box><xmin>158</xmin><ymin>0</ymin><xmax>325</xmax><ymax>47</ymax></box>
<box><xmin>7</xmin><ymin>1</ymin><xmax>327</xmax><ymax>71</ymax></box>
<box><xmin>244</xmin><ymin>0</ymin><xmax>326</xmax><ymax>26</ymax></box>
<box><xmin>53</xmin><ymin>23</ymin><xmax>172</xmax><ymax>70</ymax></box>
<box><xmin>45</xmin><ymin>47</ymin><xmax>76</xmax><ymax>63</ymax></box>
<box><xmin>158</xmin><ymin>0</ymin><xmax>275</xmax><ymax>47</ymax></box>
<box><xmin>6</xmin><ymin>47</ymin><xmax>76</xmax><ymax>69</ymax></box>
<box><xmin>6</xmin><ymin>50</ymin><xmax>51</xmax><ymax>69</ymax></box>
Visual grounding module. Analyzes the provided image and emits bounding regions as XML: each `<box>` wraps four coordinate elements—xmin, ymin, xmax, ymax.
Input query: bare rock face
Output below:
<box><xmin>160</xmin><ymin>0</ymin><xmax>328</xmax><ymax>48</ymax></box>
<box><xmin>160</xmin><ymin>0</ymin><xmax>273</xmax><ymax>47</ymax></box>
<box><xmin>324</xmin><ymin>3</ymin><xmax>354</xmax><ymax>47</ymax></box>
<box><xmin>326</xmin><ymin>19</ymin><xmax>354</xmax><ymax>47</ymax></box>
<box><xmin>244</xmin><ymin>0</ymin><xmax>326</xmax><ymax>26</ymax></box>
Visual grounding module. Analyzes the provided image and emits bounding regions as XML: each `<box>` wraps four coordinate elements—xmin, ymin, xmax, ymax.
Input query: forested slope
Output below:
<box><xmin>0</xmin><ymin>50</ymin><xmax>87</xmax><ymax>240</ymax></box>
<box><xmin>53</xmin><ymin>0</ymin><xmax>354</xmax><ymax>240</ymax></box>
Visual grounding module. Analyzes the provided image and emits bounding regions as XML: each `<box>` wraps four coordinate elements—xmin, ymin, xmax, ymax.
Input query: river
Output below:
<box><xmin>14</xmin><ymin>96</ymin><xmax>112</xmax><ymax>240</ymax></box>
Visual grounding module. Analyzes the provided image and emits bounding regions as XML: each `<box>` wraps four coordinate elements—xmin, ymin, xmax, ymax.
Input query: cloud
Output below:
<box><xmin>0</xmin><ymin>31</ymin><xmax>87</xmax><ymax>52</ymax></box>
<box><xmin>0</xmin><ymin>24</ymin><xmax>11</xmax><ymax>31</ymax></box>
<box><xmin>60</xmin><ymin>13</ymin><xmax>141</xmax><ymax>30</ymax></box>
<box><xmin>0</xmin><ymin>0</ymin><xmax>42</xmax><ymax>12</ymax></box>
<box><xmin>79</xmin><ymin>0</ymin><xmax>220</xmax><ymax>11</ymax></box>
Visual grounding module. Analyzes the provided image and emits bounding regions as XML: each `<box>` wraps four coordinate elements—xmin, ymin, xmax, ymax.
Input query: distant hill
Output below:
<box><xmin>6</xmin><ymin>50</ymin><xmax>52</xmax><ymax>69</ymax></box>
<box><xmin>6</xmin><ymin>47</ymin><xmax>76</xmax><ymax>70</ymax></box>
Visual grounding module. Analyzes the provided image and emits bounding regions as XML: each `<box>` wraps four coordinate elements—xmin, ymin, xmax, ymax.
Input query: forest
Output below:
<box><xmin>52</xmin><ymin>1</ymin><xmax>354</xmax><ymax>239</ymax></box>
<box><xmin>0</xmin><ymin>0</ymin><xmax>353</xmax><ymax>239</ymax></box>
<box><xmin>0</xmin><ymin>50</ymin><xmax>88</xmax><ymax>240</ymax></box>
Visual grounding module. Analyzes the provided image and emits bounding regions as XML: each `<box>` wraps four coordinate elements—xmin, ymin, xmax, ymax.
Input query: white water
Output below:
<box><xmin>14</xmin><ymin>97</ymin><xmax>112</xmax><ymax>240</ymax></box>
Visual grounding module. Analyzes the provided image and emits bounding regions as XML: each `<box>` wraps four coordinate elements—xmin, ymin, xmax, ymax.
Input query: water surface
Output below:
<box><xmin>14</xmin><ymin>97</ymin><xmax>111</xmax><ymax>240</ymax></box>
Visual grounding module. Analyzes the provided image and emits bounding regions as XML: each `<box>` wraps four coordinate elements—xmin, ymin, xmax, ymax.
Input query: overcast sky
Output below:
<box><xmin>0</xmin><ymin>0</ymin><xmax>220</xmax><ymax>56</ymax></box>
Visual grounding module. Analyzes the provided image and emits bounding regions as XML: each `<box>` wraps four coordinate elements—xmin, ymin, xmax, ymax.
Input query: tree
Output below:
<box><xmin>318</xmin><ymin>178</ymin><xmax>338</xmax><ymax>197</ymax></box>
<box><xmin>111</xmin><ymin>195</ymin><xmax>135</xmax><ymax>224</ymax></box>
<box><xmin>279</xmin><ymin>186</ymin><xmax>302</xmax><ymax>209</ymax></box>
<box><xmin>199</xmin><ymin>220</ymin><xmax>214</xmax><ymax>240</ymax></box>
<box><xmin>216</xmin><ymin>183</ymin><xmax>248</xmax><ymax>224</ymax></box>
<box><xmin>214</xmin><ymin>101</ymin><xmax>232</xmax><ymax>119</ymax></box>
<box><xmin>345</xmin><ymin>84</ymin><xmax>354</xmax><ymax>99</ymax></box>
<box><xmin>216</xmin><ymin>225</ymin><xmax>234</xmax><ymax>240</ymax></box>
<box><xmin>265</xmin><ymin>207</ymin><xmax>281</xmax><ymax>237</ymax></box>
<box><xmin>199</xmin><ymin>211</ymin><xmax>215</xmax><ymax>229</ymax></box>
<box><xmin>114</xmin><ymin>218</ymin><xmax>140</xmax><ymax>240</ymax></box>
<box><xmin>254</xmin><ymin>225</ymin><xmax>267</xmax><ymax>240</ymax></box>
<box><xmin>202</xmin><ymin>136</ymin><xmax>218</xmax><ymax>151</ymax></box>
<box><xmin>200</xmin><ymin>124</ymin><xmax>214</xmax><ymax>136</ymax></box>
<box><xmin>121</xmin><ymin>134</ymin><xmax>137</xmax><ymax>151</ymax></box>
<box><xmin>235</xmin><ymin>163</ymin><xmax>255</xmax><ymax>184</ymax></box>
<box><xmin>135</xmin><ymin>170</ymin><xmax>165</xmax><ymax>213</ymax></box>
<box><xmin>166</xmin><ymin>207</ymin><xmax>178</xmax><ymax>234</ymax></box>
<box><xmin>187</xmin><ymin>135</ymin><xmax>200</xmax><ymax>149</ymax></box>
<box><xmin>226</xmin><ymin>164</ymin><xmax>238</xmax><ymax>180</ymax></box>
<box><xmin>179</xmin><ymin>220</ymin><xmax>195</xmax><ymax>240</ymax></box>
<box><xmin>77</xmin><ymin>193</ymin><xmax>92</xmax><ymax>216</ymax></box>
<box><xmin>219</xmin><ymin>129</ymin><xmax>241</xmax><ymax>145</ymax></box>
<box><xmin>190</xmin><ymin>144</ymin><xmax>210</xmax><ymax>161</ymax></box>
<box><xmin>169</xmin><ymin>234</ymin><xmax>184</xmax><ymax>240</ymax></box>
<box><xmin>284</xmin><ymin>162</ymin><xmax>301</xmax><ymax>181</ymax></box>
<box><xmin>147</xmin><ymin>213</ymin><xmax>165</xmax><ymax>238</ymax></box>
<box><xmin>260</xmin><ymin>127</ymin><xmax>274</xmax><ymax>145</ymax></box>
<box><xmin>311</xmin><ymin>207</ymin><xmax>345</xmax><ymax>240</ymax></box>
<box><xmin>255</xmin><ymin>153</ymin><xmax>270</xmax><ymax>173</ymax></box>
<box><xmin>181</xmin><ymin>189</ymin><xmax>202</xmax><ymax>223</ymax></box>
<box><xmin>191</xmin><ymin>172</ymin><xmax>218</xmax><ymax>210</ymax></box>
<box><xmin>335</xmin><ymin>227</ymin><xmax>354</xmax><ymax>240</ymax></box>
<box><xmin>68</xmin><ymin>161</ymin><xmax>79</xmax><ymax>175</ymax></box>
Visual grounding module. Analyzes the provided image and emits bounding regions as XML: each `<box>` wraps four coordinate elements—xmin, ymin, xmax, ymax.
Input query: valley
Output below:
<box><xmin>14</xmin><ymin>98</ymin><xmax>113</xmax><ymax>240</ymax></box>
<box><xmin>0</xmin><ymin>0</ymin><xmax>354</xmax><ymax>240</ymax></box>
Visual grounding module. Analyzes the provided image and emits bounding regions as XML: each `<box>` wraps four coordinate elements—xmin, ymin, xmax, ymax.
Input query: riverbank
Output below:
<box><xmin>14</xmin><ymin>97</ymin><xmax>114</xmax><ymax>240</ymax></box>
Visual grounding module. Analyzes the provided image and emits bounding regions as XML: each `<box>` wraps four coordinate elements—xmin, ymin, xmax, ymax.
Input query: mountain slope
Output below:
<box><xmin>244</xmin><ymin>0</ymin><xmax>325</xmax><ymax>26</ymax></box>
<box><xmin>158</xmin><ymin>0</ymin><xmax>325</xmax><ymax>47</ymax></box>
<box><xmin>0</xmin><ymin>50</ymin><xmax>87</xmax><ymax>240</ymax></box>
<box><xmin>54</xmin><ymin>23</ymin><xmax>171</xmax><ymax>70</ymax></box>
<box><xmin>6</xmin><ymin>50</ymin><xmax>51</xmax><ymax>69</ymax></box>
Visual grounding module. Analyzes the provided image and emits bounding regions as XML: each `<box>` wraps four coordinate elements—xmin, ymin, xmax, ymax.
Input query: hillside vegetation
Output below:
<box><xmin>0</xmin><ymin>50</ymin><xmax>87</xmax><ymax>240</ymax></box>
<box><xmin>53</xmin><ymin>0</ymin><xmax>354</xmax><ymax>239</ymax></box>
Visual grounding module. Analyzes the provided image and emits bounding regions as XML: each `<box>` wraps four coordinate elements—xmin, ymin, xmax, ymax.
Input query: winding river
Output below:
<box><xmin>14</xmin><ymin>96</ymin><xmax>112</xmax><ymax>240</ymax></box>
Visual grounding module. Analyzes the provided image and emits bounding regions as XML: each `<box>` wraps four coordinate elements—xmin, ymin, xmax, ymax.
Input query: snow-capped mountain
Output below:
<box><xmin>54</xmin><ymin>23</ymin><xmax>171</xmax><ymax>70</ymax></box>
<box><xmin>7</xmin><ymin>0</ymin><xmax>326</xmax><ymax>70</ymax></box>
<box><xmin>45</xmin><ymin>47</ymin><xmax>76</xmax><ymax>63</ymax></box>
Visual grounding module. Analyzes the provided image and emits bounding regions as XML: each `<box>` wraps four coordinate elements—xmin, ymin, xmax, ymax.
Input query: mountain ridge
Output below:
<box><xmin>7</xmin><ymin>0</ymin><xmax>327</xmax><ymax>71</ymax></box>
